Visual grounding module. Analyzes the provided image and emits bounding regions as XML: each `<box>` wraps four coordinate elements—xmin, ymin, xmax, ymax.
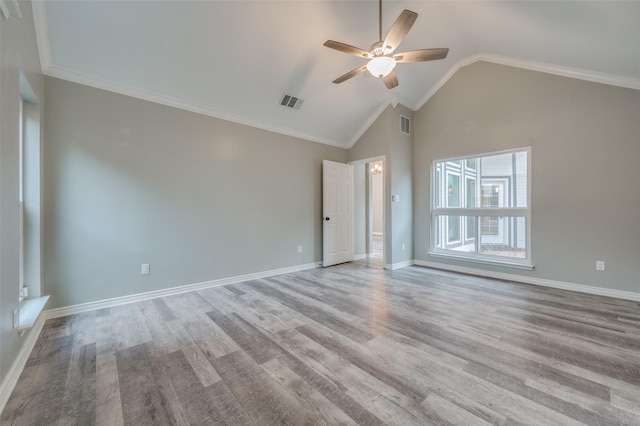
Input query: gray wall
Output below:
<box><xmin>414</xmin><ymin>61</ymin><xmax>640</xmax><ymax>293</ymax></box>
<box><xmin>348</xmin><ymin>104</ymin><xmax>414</xmax><ymax>266</ymax></box>
<box><xmin>0</xmin><ymin>1</ymin><xmax>45</xmax><ymax>387</ymax></box>
<box><xmin>43</xmin><ymin>77</ymin><xmax>346</xmax><ymax>308</ymax></box>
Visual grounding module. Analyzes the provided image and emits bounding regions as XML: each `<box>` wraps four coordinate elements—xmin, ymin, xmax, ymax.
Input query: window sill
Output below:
<box><xmin>428</xmin><ymin>252</ymin><xmax>534</xmax><ymax>271</ymax></box>
<box><xmin>17</xmin><ymin>295</ymin><xmax>50</xmax><ymax>331</ymax></box>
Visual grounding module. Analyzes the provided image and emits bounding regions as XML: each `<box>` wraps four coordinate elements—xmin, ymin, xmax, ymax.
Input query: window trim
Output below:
<box><xmin>429</xmin><ymin>146</ymin><xmax>533</xmax><ymax>269</ymax></box>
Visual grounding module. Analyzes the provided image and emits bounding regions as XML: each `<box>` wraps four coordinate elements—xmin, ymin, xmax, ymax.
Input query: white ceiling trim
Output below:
<box><xmin>30</xmin><ymin>3</ymin><xmax>640</xmax><ymax>152</ymax></box>
<box><xmin>481</xmin><ymin>53</ymin><xmax>640</xmax><ymax>92</ymax></box>
<box><xmin>31</xmin><ymin>0</ymin><xmax>51</xmax><ymax>72</ymax></box>
<box><xmin>0</xmin><ymin>0</ymin><xmax>21</xmax><ymax>19</ymax></box>
<box><xmin>31</xmin><ymin>1</ymin><xmax>349</xmax><ymax>148</ymax></box>
<box><xmin>415</xmin><ymin>52</ymin><xmax>640</xmax><ymax>112</ymax></box>
<box><xmin>346</xmin><ymin>93</ymin><xmax>419</xmax><ymax>149</ymax></box>
<box><xmin>45</xmin><ymin>65</ymin><xmax>349</xmax><ymax>148</ymax></box>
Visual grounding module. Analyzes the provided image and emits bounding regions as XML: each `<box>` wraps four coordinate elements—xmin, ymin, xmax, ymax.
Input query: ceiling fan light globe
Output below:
<box><xmin>366</xmin><ymin>56</ymin><xmax>396</xmax><ymax>78</ymax></box>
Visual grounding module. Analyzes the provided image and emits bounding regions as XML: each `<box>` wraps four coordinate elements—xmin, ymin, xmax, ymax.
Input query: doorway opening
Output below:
<box><xmin>350</xmin><ymin>156</ymin><xmax>385</xmax><ymax>269</ymax></box>
<box><xmin>369</xmin><ymin>160</ymin><xmax>384</xmax><ymax>264</ymax></box>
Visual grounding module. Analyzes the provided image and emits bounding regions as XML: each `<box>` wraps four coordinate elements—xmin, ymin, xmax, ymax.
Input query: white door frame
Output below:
<box><xmin>349</xmin><ymin>156</ymin><xmax>386</xmax><ymax>267</ymax></box>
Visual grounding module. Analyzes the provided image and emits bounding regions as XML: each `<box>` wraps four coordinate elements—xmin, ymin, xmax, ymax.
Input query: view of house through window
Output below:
<box><xmin>431</xmin><ymin>148</ymin><xmax>530</xmax><ymax>265</ymax></box>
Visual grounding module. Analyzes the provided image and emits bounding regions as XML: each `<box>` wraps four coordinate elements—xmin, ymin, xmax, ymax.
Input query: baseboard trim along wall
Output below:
<box><xmin>385</xmin><ymin>260</ymin><xmax>415</xmax><ymax>270</ymax></box>
<box><xmin>44</xmin><ymin>261</ymin><xmax>322</xmax><ymax>319</ymax></box>
<box><xmin>353</xmin><ymin>254</ymin><xmax>367</xmax><ymax>261</ymax></box>
<box><xmin>0</xmin><ymin>261</ymin><xmax>321</xmax><ymax>413</ymax></box>
<box><xmin>0</xmin><ymin>316</ymin><xmax>47</xmax><ymax>414</ymax></box>
<box><xmin>415</xmin><ymin>260</ymin><xmax>640</xmax><ymax>302</ymax></box>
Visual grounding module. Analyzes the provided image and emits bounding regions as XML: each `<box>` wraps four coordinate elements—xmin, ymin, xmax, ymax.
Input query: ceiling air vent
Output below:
<box><xmin>400</xmin><ymin>115</ymin><xmax>410</xmax><ymax>135</ymax></box>
<box><xmin>279</xmin><ymin>93</ymin><xmax>304</xmax><ymax>110</ymax></box>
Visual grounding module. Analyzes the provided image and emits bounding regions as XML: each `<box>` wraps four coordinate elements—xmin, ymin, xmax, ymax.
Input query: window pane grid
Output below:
<box><xmin>431</xmin><ymin>148</ymin><xmax>530</xmax><ymax>265</ymax></box>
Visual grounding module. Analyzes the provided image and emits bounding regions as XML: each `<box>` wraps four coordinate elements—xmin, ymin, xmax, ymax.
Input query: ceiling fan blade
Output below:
<box><xmin>383</xmin><ymin>10</ymin><xmax>418</xmax><ymax>54</ymax></box>
<box><xmin>333</xmin><ymin>65</ymin><xmax>368</xmax><ymax>84</ymax></box>
<box><xmin>382</xmin><ymin>70</ymin><xmax>399</xmax><ymax>89</ymax></box>
<box><xmin>324</xmin><ymin>40</ymin><xmax>372</xmax><ymax>58</ymax></box>
<box><xmin>394</xmin><ymin>48</ymin><xmax>449</xmax><ymax>63</ymax></box>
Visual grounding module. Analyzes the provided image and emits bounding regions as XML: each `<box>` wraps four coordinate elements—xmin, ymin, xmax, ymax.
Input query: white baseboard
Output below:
<box><xmin>0</xmin><ymin>315</ymin><xmax>47</xmax><ymax>414</ymax></box>
<box><xmin>385</xmin><ymin>260</ymin><xmax>415</xmax><ymax>270</ymax></box>
<box><xmin>44</xmin><ymin>261</ymin><xmax>322</xmax><ymax>320</ymax></box>
<box><xmin>414</xmin><ymin>260</ymin><xmax>640</xmax><ymax>302</ymax></box>
<box><xmin>353</xmin><ymin>254</ymin><xmax>367</xmax><ymax>260</ymax></box>
<box><xmin>372</xmin><ymin>232</ymin><xmax>383</xmax><ymax>236</ymax></box>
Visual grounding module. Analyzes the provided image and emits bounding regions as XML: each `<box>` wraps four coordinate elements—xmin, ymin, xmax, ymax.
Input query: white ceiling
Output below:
<box><xmin>33</xmin><ymin>1</ymin><xmax>640</xmax><ymax>148</ymax></box>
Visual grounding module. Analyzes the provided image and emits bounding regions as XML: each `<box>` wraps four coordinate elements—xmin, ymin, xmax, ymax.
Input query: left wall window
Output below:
<box><xmin>18</xmin><ymin>96</ymin><xmax>25</xmax><ymax>302</ymax></box>
<box><xmin>18</xmin><ymin>72</ymin><xmax>42</xmax><ymax>303</ymax></box>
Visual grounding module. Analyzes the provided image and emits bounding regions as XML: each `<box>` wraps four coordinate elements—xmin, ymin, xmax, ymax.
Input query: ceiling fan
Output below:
<box><xmin>324</xmin><ymin>0</ymin><xmax>449</xmax><ymax>89</ymax></box>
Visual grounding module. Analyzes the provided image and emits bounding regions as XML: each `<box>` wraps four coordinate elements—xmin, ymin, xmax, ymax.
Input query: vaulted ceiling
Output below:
<box><xmin>33</xmin><ymin>1</ymin><xmax>640</xmax><ymax>148</ymax></box>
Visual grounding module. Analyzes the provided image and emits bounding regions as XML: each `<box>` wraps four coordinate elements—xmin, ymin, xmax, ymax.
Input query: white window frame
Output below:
<box><xmin>429</xmin><ymin>147</ymin><xmax>533</xmax><ymax>269</ymax></box>
<box><xmin>18</xmin><ymin>96</ymin><xmax>25</xmax><ymax>302</ymax></box>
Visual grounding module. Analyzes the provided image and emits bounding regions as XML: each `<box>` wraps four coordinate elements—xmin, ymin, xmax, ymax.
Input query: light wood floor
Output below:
<box><xmin>3</xmin><ymin>262</ymin><xmax>640</xmax><ymax>425</ymax></box>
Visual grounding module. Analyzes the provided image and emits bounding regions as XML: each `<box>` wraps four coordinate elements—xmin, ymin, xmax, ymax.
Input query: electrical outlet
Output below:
<box><xmin>596</xmin><ymin>261</ymin><xmax>605</xmax><ymax>271</ymax></box>
<box><xmin>141</xmin><ymin>263</ymin><xmax>150</xmax><ymax>275</ymax></box>
<box><xmin>402</xmin><ymin>243</ymin><xmax>405</xmax><ymax>251</ymax></box>
<box><xmin>298</xmin><ymin>245</ymin><xmax>302</xmax><ymax>254</ymax></box>
<box><xmin>13</xmin><ymin>308</ymin><xmax>19</xmax><ymax>330</ymax></box>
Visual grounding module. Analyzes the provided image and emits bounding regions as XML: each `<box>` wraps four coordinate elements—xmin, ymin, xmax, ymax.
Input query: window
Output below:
<box><xmin>18</xmin><ymin>72</ymin><xmax>43</xmax><ymax>302</ymax></box>
<box><xmin>18</xmin><ymin>97</ymin><xmax>25</xmax><ymax>302</ymax></box>
<box><xmin>431</xmin><ymin>147</ymin><xmax>531</xmax><ymax>268</ymax></box>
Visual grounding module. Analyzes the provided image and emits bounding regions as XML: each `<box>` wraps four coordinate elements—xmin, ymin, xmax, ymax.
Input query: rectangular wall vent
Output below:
<box><xmin>400</xmin><ymin>115</ymin><xmax>410</xmax><ymax>135</ymax></box>
<box><xmin>279</xmin><ymin>93</ymin><xmax>304</xmax><ymax>110</ymax></box>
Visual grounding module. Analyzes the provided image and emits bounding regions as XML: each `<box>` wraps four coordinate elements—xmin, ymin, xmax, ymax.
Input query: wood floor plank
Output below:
<box><xmin>261</xmin><ymin>357</ymin><xmax>358</xmax><ymax>425</ymax></box>
<box><xmin>209</xmin><ymin>350</ymin><xmax>317</xmax><ymax>424</ymax></box>
<box><xmin>4</xmin><ymin>262</ymin><xmax>640</xmax><ymax>425</ymax></box>
<box><xmin>422</xmin><ymin>393</ymin><xmax>493</xmax><ymax>426</ymax></box>
<box><xmin>179</xmin><ymin>311</ymin><xmax>240</xmax><ymax>359</ymax></box>
<box><xmin>159</xmin><ymin>350</ymin><xmax>223</xmax><ymax>424</ymax></box>
<box><xmin>95</xmin><ymin>352</ymin><xmax>124</xmax><ymax>426</ymax></box>
<box><xmin>164</xmin><ymin>320</ymin><xmax>221</xmax><ymax>387</ymax></box>
<box><xmin>58</xmin><ymin>342</ymin><xmax>97</xmax><ymax>425</ymax></box>
<box><xmin>115</xmin><ymin>343</ymin><xmax>179</xmax><ymax>426</ymax></box>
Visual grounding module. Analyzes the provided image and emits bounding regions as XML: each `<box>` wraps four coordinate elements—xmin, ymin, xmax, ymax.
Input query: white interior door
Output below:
<box><xmin>323</xmin><ymin>160</ymin><xmax>354</xmax><ymax>267</ymax></box>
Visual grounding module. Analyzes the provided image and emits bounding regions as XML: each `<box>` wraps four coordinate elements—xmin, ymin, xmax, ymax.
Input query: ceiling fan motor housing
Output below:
<box><xmin>369</xmin><ymin>41</ymin><xmax>392</xmax><ymax>57</ymax></box>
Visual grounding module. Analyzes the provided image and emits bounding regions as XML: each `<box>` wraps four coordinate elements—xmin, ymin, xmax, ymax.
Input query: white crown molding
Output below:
<box><xmin>346</xmin><ymin>93</ymin><xmax>417</xmax><ymax>149</ymax></box>
<box><xmin>347</xmin><ymin>99</ymin><xmax>392</xmax><ymax>149</ymax></box>
<box><xmin>0</xmin><ymin>316</ymin><xmax>46</xmax><ymax>414</ymax></box>
<box><xmin>414</xmin><ymin>53</ymin><xmax>483</xmax><ymax>111</ymax></box>
<box><xmin>415</xmin><ymin>260</ymin><xmax>640</xmax><ymax>302</ymax></box>
<box><xmin>31</xmin><ymin>1</ymin><xmax>348</xmax><ymax>148</ymax></box>
<box><xmin>29</xmin><ymin>0</ymin><xmax>640</xmax><ymax>152</ymax></box>
<box><xmin>414</xmin><ymin>52</ymin><xmax>640</xmax><ymax>112</ymax></box>
<box><xmin>45</xmin><ymin>66</ymin><xmax>349</xmax><ymax>149</ymax></box>
<box><xmin>0</xmin><ymin>0</ymin><xmax>21</xmax><ymax>19</ymax></box>
<box><xmin>31</xmin><ymin>0</ymin><xmax>51</xmax><ymax>73</ymax></box>
<box><xmin>479</xmin><ymin>53</ymin><xmax>640</xmax><ymax>92</ymax></box>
